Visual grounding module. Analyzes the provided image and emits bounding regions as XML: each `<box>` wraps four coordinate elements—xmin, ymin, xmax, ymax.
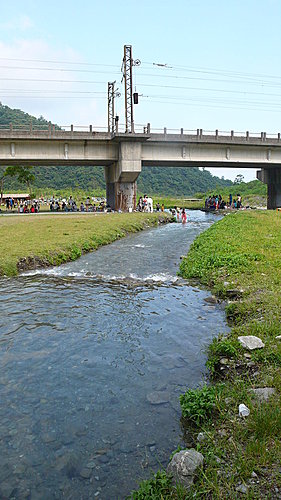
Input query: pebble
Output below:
<box><xmin>236</xmin><ymin>484</ymin><xmax>248</xmax><ymax>494</ymax></box>
<box><xmin>80</xmin><ymin>468</ymin><xmax>92</xmax><ymax>479</ymax></box>
<box><xmin>197</xmin><ymin>432</ymin><xmax>207</xmax><ymax>443</ymax></box>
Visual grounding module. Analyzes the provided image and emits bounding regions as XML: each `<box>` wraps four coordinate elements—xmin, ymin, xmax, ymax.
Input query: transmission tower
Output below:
<box><xmin>122</xmin><ymin>45</ymin><xmax>140</xmax><ymax>133</ymax></box>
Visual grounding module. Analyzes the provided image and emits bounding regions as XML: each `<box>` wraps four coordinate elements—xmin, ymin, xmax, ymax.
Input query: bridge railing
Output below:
<box><xmin>0</xmin><ymin>123</ymin><xmax>280</xmax><ymax>141</ymax></box>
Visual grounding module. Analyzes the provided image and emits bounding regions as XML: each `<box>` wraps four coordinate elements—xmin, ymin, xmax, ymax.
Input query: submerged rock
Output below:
<box><xmin>167</xmin><ymin>449</ymin><xmax>204</xmax><ymax>489</ymax></box>
<box><xmin>238</xmin><ymin>335</ymin><xmax>265</xmax><ymax>350</ymax></box>
<box><xmin>146</xmin><ymin>391</ymin><xmax>170</xmax><ymax>405</ymax></box>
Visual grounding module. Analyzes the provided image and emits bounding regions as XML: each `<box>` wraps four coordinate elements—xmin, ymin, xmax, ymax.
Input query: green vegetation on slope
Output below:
<box><xmin>0</xmin><ymin>102</ymin><xmax>57</xmax><ymax>128</ymax></box>
<box><xmin>0</xmin><ymin>212</ymin><xmax>168</xmax><ymax>276</ymax></box>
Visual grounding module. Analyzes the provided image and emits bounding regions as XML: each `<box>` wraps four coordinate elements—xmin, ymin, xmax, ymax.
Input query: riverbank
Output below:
<box><xmin>0</xmin><ymin>212</ymin><xmax>170</xmax><ymax>276</ymax></box>
<box><xmin>131</xmin><ymin>211</ymin><xmax>281</xmax><ymax>498</ymax></box>
<box><xmin>178</xmin><ymin>210</ymin><xmax>281</xmax><ymax>497</ymax></box>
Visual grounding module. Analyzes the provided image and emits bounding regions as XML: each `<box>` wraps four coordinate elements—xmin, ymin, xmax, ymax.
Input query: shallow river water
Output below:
<box><xmin>0</xmin><ymin>211</ymin><xmax>228</xmax><ymax>499</ymax></box>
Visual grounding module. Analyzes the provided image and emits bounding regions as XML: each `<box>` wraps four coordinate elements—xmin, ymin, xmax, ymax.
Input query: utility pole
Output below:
<box><xmin>108</xmin><ymin>81</ymin><xmax>121</xmax><ymax>134</ymax></box>
<box><xmin>122</xmin><ymin>45</ymin><xmax>140</xmax><ymax>133</ymax></box>
<box><xmin>108</xmin><ymin>82</ymin><xmax>115</xmax><ymax>133</ymax></box>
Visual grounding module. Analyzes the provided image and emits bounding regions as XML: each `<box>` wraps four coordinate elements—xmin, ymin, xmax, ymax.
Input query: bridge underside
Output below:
<box><xmin>0</xmin><ymin>134</ymin><xmax>281</xmax><ymax>210</ymax></box>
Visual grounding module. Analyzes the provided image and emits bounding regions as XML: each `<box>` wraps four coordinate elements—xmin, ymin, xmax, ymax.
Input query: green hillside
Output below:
<box><xmin>0</xmin><ymin>102</ymin><xmax>234</xmax><ymax>195</ymax></box>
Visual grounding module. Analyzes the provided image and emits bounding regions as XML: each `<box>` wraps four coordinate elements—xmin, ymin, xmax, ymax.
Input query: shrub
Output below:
<box><xmin>179</xmin><ymin>385</ymin><xmax>219</xmax><ymax>425</ymax></box>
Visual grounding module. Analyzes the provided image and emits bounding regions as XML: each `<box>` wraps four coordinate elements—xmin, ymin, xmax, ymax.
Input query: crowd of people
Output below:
<box><xmin>49</xmin><ymin>196</ymin><xmax>110</xmax><ymax>213</ymax></box>
<box><xmin>205</xmin><ymin>193</ymin><xmax>242</xmax><ymax>210</ymax></box>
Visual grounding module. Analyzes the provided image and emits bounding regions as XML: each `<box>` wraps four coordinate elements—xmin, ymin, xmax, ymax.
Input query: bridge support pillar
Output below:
<box><xmin>105</xmin><ymin>176</ymin><xmax>137</xmax><ymax>212</ymax></box>
<box><xmin>104</xmin><ymin>141</ymin><xmax>142</xmax><ymax>211</ymax></box>
<box><xmin>257</xmin><ymin>168</ymin><xmax>281</xmax><ymax>209</ymax></box>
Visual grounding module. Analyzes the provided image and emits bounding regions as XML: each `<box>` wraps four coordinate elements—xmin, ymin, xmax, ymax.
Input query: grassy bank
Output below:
<box><xmin>178</xmin><ymin>211</ymin><xmax>281</xmax><ymax>498</ymax></box>
<box><xmin>131</xmin><ymin>211</ymin><xmax>281</xmax><ymax>498</ymax></box>
<box><xmin>0</xmin><ymin>212</ymin><xmax>169</xmax><ymax>276</ymax></box>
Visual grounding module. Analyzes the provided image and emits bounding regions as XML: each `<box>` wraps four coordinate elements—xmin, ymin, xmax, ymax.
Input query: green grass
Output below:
<box><xmin>178</xmin><ymin>211</ymin><xmax>281</xmax><ymax>498</ymax></box>
<box><xmin>0</xmin><ymin>212</ymin><xmax>169</xmax><ymax>276</ymax></box>
<box><xmin>131</xmin><ymin>211</ymin><xmax>281</xmax><ymax>498</ymax></box>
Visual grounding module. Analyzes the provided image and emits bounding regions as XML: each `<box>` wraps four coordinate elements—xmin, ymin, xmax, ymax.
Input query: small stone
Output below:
<box><xmin>246</xmin><ymin>361</ymin><xmax>255</xmax><ymax>367</ymax></box>
<box><xmin>41</xmin><ymin>432</ymin><xmax>57</xmax><ymax>443</ymax></box>
<box><xmin>250</xmin><ymin>387</ymin><xmax>276</xmax><ymax>402</ymax></box>
<box><xmin>236</xmin><ymin>484</ymin><xmax>248</xmax><ymax>494</ymax></box>
<box><xmin>86</xmin><ymin>461</ymin><xmax>96</xmax><ymax>469</ymax></box>
<box><xmin>244</xmin><ymin>353</ymin><xmax>251</xmax><ymax>359</ymax></box>
<box><xmin>147</xmin><ymin>391</ymin><xmax>169</xmax><ymax>405</ymax></box>
<box><xmin>204</xmin><ymin>296</ymin><xmax>217</xmax><ymax>304</ymax></box>
<box><xmin>275</xmin><ymin>335</ymin><xmax>281</xmax><ymax>340</ymax></box>
<box><xmin>80</xmin><ymin>468</ymin><xmax>92</xmax><ymax>479</ymax></box>
<box><xmin>197</xmin><ymin>432</ymin><xmax>206</xmax><ymax>443</ymax></box>
<box><xmin>238</xmin><ymin>335</ymin><xmax>265</xmax><ymax>350</ymax></box>
<box><xmin>226</xmin><ymin>289</ymin><xmax>242</xmax><ymax>298</ymax></box>
<box><xmin>251</xmin><ymin>471</ymin><xmax>258</xmax><ymax>478</ymax></box>
<box><xmin>219</xmin><ymin>358</ymin><xmax>229</xmax><ymax>365</ymax></box>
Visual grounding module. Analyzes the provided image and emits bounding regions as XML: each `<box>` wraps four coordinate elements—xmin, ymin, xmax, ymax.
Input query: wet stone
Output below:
<box><xmin>147</xmin><ymin>391</ymin><xmax>170</xmax><ymax>405</ymax></box>
<box><xmin>41</xmin><ymin>432</ymin><xmax>57</xmax><ymax>444</ymax></box>
<box><xmin>80</xmin><ymin>467</ymin><xmax>92</xmax><ymax>479</ymax></box>
<box><xmin>204</xmin><ymin>296</ymin><xmax>217</xmax><ymax>304</ymax></box>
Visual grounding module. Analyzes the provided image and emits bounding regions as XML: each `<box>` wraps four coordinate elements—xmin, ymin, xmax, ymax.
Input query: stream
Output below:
<box><xmin>0</xmin><ymin>210</ymin><xmax>228</xmax><ymax>499</ymax></box>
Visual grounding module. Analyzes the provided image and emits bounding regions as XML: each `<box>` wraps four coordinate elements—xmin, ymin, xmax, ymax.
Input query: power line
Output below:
<box><xmin>0</xmin><ymin>57</ymin><xmax>119</xmax><ymax>68</ymax></box>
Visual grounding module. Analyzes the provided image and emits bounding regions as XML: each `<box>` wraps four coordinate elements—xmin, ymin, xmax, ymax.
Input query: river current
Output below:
<box><xmin>0</xmin><ymin>210</ymin><xmax>228</xmax><ymax>499</ymax></box>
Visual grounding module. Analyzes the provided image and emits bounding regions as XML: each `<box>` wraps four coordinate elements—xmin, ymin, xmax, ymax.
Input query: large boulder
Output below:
<box><xmin>167</xmin><ymin>449</ymin><xmax>204</xmax><ymax>489</ymax></box>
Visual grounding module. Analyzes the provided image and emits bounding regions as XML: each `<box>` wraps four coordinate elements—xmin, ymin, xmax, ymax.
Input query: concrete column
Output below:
<box><xmin>104</xmin><ymin>140</ymin><xmax>142</xmax><ymax>211</ymax></box>
<box><xmin>104</xmin><ymin>165</ymin><xmax>137</xmax><ymax>211</ymax></box>
<box><xmin>257</xmin><ymin>167</ymin><xmax>281</xmax><ymax>209</ymax></box>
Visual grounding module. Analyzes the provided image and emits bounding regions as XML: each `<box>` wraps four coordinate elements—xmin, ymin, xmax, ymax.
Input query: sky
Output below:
<box><xmin>0</xmin><ymin>0</ymin><xmax>280</xmax><ymax>182</ymax></box>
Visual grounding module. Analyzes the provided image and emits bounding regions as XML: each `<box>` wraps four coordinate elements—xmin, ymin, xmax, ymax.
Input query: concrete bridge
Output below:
<box><xmin>0</xmin><ymin>124</ymin><xmax>280</xmax><ymax>210</ymax></box>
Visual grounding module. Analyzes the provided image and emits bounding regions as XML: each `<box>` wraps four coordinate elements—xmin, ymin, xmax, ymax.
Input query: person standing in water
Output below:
<box><xmin>181</xmin><ymin>208</ymin><xmax>187</xmax><ymax>223</ymax></box>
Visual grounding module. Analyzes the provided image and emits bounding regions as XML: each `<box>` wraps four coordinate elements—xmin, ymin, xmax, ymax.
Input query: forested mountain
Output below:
<box><xmin>0</xmin><ymin>103</ymin><xmax>232</xmax><ymax>195</ymax></box>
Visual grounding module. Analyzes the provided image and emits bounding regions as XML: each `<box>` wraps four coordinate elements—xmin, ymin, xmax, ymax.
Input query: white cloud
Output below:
<box><xmin>1</xmin><ymin>15</ymin><xmax>33</xmax><ymax>32</ymax></box>
<box><xmin>0</xmin><ymin>39</ymin><xmax>107</xmax><ymax>127</ymax></box>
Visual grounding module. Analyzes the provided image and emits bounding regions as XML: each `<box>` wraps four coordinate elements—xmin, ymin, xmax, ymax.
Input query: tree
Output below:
<box><xmin>4</xmin><ymin>166</ymin><xmax>35</xmax><ymax>196</ymax></box>
<box><xmin>234</xmin><ymin>174</ymin><xmax>244</xmax><ymax>184</ymax></box>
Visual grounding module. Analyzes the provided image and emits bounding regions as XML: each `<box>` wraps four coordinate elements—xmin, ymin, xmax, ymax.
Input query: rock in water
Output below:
<box><xmin>167</xmin><ymin>449</ymin><xmax>204</xmax><ymax>489</ymax></box>
<box><xmin>146</xmin><ymin>391</ymin><xmax>169</xmax><ymax>405</ymax></box>
<box><xmin>237</xmin><ymin>335</ymin><xmax>265</xmax><ymax>350</ymax></box>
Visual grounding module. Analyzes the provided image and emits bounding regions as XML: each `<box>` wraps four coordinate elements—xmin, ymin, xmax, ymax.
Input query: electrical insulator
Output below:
<box><xmin>133</xmin><ymin>92</ymin><xmax>138</xmax><ymax>104</ymax></box>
